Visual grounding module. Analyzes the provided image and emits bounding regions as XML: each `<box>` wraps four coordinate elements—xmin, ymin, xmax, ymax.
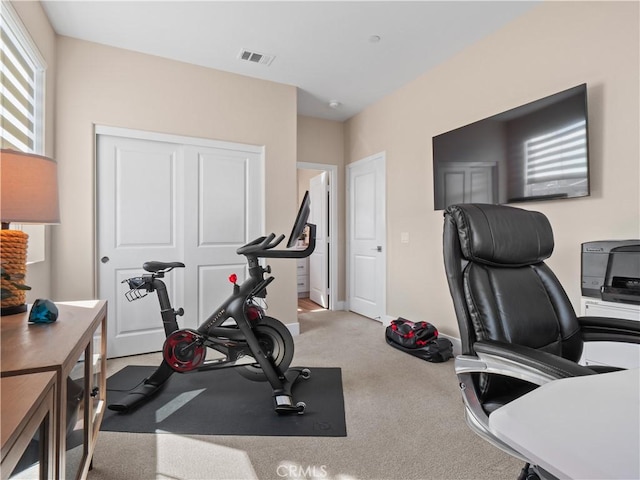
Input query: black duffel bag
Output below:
<box><xmin>385</xmin><ymin>318</ymin><xmax>453</xmax><ymax>363</ymax></box>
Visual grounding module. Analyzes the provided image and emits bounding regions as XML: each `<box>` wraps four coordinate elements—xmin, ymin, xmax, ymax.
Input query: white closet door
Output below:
<box><xmin>97</xmin><ymin>131</ymin><xmax>263</xmax><ymax>358</ymax></box>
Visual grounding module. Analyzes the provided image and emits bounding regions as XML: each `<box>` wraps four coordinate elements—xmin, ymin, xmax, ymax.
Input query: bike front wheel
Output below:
<box><xmin>237</xmin><ymin>316</ymin><xmax>294</xmax><ymax>382</ymax></box>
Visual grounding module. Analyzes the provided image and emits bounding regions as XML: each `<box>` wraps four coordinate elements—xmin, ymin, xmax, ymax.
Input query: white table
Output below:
<box><xmin>489</xmin><ymin>369</ymin><xmax>640</xmax><ymax>480</ymax></box>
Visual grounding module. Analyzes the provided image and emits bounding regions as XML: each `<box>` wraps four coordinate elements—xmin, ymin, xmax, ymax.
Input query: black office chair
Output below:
<box><xmin>442</xmin><ymin>203</ymin><xmax>640</xmax><ymax>477</ymax></box>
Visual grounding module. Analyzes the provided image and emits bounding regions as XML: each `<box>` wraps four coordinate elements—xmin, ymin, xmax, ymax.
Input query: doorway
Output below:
<box><xmin>296</xmin><ymin>163</ymin><xmax>338</xmax><ymax>313</ymax></box>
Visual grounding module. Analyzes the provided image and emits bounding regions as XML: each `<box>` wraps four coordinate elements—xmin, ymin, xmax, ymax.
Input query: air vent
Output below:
<box><xmin>238</xmin><ymin>48</ymin><xmax>275</xmax><ymax>66</ymax></box>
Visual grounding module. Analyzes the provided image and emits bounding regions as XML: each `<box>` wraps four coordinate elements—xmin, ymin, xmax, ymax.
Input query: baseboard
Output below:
<box><xmin>286</xmin><ymin>322</ymin><xmax>300</xmax><ymax>336</ymax></box>
<box><xmin>334</xmin><ymin>300</ymin><xmax>347</xmax><ymax>311</ymax></box>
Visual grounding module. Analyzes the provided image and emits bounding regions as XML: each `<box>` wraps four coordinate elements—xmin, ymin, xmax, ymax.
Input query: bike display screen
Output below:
<box><xmin>287</xmin><ymin>191</ymin><xmax>310</xmax><ymax>248</ymax></box>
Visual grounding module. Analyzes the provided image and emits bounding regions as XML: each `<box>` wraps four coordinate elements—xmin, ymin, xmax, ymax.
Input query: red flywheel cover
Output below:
<box><xmin>163</xmin><ymin>329</ymin><xmax>206</xmax><ymax>372</ymax></box>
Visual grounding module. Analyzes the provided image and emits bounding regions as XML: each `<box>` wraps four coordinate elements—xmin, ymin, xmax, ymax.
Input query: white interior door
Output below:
<box><xmin>347</xmin><ymin>153</ymin><xmax>386</xmax><ymax>321</ymax></box>
<box><xmin>309</xmin><ymin>172</ymin><xmax>328</xmax><ymax>308</ymax></box>
<box><xmin>97</xmin><ymin>129</ymin><xmax>263</xmax><ymax>358</ymax></box>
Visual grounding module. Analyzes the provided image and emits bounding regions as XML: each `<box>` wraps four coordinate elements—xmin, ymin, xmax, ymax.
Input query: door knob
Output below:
<box><xmin>371</xmin><ymin>246</ymin><xmax>382</xmax><ymax>252</ymax></box>
<box><xmin>101</xmin><ymin>256</ymin><xmax>110</xmax><ymax>263</ymax></box>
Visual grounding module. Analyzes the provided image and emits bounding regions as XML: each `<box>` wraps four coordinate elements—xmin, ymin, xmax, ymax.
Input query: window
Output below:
<box><xmin>1</xmin><ymin>2</ymin><xmax>47</xmax><ymax>263</ymax></box>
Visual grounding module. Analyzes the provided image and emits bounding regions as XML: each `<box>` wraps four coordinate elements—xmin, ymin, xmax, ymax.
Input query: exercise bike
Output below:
<box><xmin>108</xmin><ymin>192</ymin><xmax>315</xmax><ymax>415</ymax></box>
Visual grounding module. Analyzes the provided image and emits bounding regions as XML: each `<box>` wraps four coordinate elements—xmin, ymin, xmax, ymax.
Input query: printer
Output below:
<box><xmin>581</xmin><ymin>240</ymin><xmax>640</xmax><ymax>304</ymax></box>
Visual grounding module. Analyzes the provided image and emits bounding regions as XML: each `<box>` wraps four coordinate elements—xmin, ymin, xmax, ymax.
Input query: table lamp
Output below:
<box><xmin>1</xmin><ymin>149</ymin><xmax>60</xmax><ymax>315</ymax></box>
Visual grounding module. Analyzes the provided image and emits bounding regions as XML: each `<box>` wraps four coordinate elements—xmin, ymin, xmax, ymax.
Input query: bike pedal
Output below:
<box><xmin>274</xmin><ymin>395</ymin><xmax>306</xmax><ymax>415</ymax></box>
<box><xmin>275</xmin><ymin>404</ymin><xmax>305</xmax><ymax>415</ymax></box>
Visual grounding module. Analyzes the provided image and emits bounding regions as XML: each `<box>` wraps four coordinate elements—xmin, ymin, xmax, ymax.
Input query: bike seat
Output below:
<box><xmin>143</xmin><ymin>261</ymin><xmax>185</xmax><ymax>273</ymax></box>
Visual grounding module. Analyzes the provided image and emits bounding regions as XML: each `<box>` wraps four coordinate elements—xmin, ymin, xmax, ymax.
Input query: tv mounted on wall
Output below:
<box><xmin>432</xmin><ymin>84</ymin><xmax>590</xmax><ymax>210</ymax></box>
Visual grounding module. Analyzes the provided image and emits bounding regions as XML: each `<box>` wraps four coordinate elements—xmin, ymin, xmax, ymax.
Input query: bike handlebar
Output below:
<box><xmin>236</xmin><ymin>233</ymin><xmax>279</xmax><ymax>255</ymax></box>
<box><xmin>266</xmin><ymin>234</ymin><xmax>286</xmax><ymax>250</ymax></box>
<box><xmin>236</xmin><ymin>223</ymin><xmax>316</xmax><ymax>259</ymax></box>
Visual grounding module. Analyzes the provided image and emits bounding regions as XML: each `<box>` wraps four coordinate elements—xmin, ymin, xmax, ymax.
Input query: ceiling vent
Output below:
<box><xmin>238</xmin><ymin>48</ymin><xmax>275</xmax><ymax>66</ymax></box>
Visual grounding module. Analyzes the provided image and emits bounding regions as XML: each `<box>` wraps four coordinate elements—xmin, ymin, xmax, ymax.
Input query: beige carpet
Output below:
<box><xmin>89</xmin><ymin>310</ymin><xmax>523</xmax><ymax>480</ymax></box>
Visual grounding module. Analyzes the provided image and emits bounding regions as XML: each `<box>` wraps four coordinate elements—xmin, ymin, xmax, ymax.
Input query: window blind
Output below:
<box><xmin>0</xmin><ymin>3</ymin><xmax>44</xmax><ymax>153</ymax></box>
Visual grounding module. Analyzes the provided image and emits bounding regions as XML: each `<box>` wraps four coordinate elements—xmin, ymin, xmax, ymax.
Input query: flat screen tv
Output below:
<box><xmin>432</xmin><ymin>84</ymin><xmax>589</xmax><ymax>210</ymax></box>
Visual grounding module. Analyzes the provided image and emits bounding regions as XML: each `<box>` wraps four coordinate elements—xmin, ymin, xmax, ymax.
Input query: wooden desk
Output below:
<box><xmin>489</xmin><ymin>369</ymin><xmax>640</xmax><ymax>479</ymax></box>
<box><xmin>1</xmin><ymin>372</ymin><xmax>56</xmax><ymax>480</ymax></box>
<box><xmin>1</xmin><ymin>300</ymin><xmax>107</xmax><ymax>480</ymax></box>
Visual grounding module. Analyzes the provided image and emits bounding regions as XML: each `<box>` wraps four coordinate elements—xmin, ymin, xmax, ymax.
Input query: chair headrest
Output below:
<box><xmin>445</xmin><ymin>204</ymin><xmax>554</xmax><ymax>266</ymax></box>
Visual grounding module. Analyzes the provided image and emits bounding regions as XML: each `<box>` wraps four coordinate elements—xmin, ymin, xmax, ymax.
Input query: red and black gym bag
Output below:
<box><xmin>385</xmin><ymin>318</ymin><xmax>453</xmax><ymax>362</ymax></box>
<box><xmin>386</xmin><ymin>318</ymin><xmax>438</xmax><ymax>348</ymax></box>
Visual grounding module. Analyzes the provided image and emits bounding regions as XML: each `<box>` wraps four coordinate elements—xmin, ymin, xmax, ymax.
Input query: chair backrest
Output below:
<box><xmin>443</xmin><ymin>204</ymin><xmax>583</xmax><ymax>362</ymax></box>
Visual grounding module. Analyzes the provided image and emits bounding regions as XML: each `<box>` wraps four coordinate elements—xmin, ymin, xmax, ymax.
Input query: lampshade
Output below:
<box><xmin>1</xmin><ymin>149</ymin><xmax>60</xmax><ymax>224</ymax></box>
<box><xmin>1</xmin><ymin>149</ymin><xmax>60</xmax><ymax>315</ymax></box>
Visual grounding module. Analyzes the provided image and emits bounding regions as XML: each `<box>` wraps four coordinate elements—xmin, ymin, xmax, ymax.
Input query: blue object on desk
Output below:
<box><xmin>28</xmin><ymin>299</ymin><xmax>58</xmax><ymax>324</ymax></box>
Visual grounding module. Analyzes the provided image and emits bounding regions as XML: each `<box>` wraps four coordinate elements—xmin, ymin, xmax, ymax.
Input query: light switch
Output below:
<box><xmin>401</xmin><ymin>232</ymin><xmax>409</xmax><ymax>244</ymax></box>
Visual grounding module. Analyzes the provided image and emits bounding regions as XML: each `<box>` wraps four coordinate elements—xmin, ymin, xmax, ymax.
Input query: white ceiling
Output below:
<box><xmin>41</xmin><ymin>1</ymin><xmax>539</xmax><ymax>121</ymax></box>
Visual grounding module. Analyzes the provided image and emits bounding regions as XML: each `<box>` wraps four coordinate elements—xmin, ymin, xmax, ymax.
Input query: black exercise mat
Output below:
<box><xmin>101</xmin><ymin>365</ymin><xmax>346</xmax><ymax>437</ymax></box>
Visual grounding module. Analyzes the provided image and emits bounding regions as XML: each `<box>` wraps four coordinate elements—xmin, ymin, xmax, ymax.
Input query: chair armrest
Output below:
<box><xmin>578</xmin><ymin>316</ymin><xmax>640</xmax><ymax>344</ymax></box>
<box><xmin>455</xmin><ymin>340</ymin><xmax>596</xmax><ymax>386</ymax></box>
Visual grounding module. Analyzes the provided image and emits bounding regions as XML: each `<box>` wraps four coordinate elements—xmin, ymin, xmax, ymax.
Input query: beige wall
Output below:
<box><xmin>297</xmin><ymin>115</ymin><xmax>346</xmax><ymax>301</ymax></box>
<box><xmin>15</xmin><ymin>1</ymin><xmax>639</xmax><ymax>341</ymax></box>
<box><xmin>345</xmin><ymin>1</ymin><xmax>640</xmax><ymax>336</ymax></box>
<box><xmin>11</xmin><ymin>1</ymin><xmax>57</xmax><ymax>303</ymax></box>
<box><xmin>297</xmin><ymin>169</ymin><xmax>323</xmax><ymax>203</ymax></box>
<box><xmin>53</xmin><ymin>36</ymin><xmax>299</xmax><ymax>322</ymax></box>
